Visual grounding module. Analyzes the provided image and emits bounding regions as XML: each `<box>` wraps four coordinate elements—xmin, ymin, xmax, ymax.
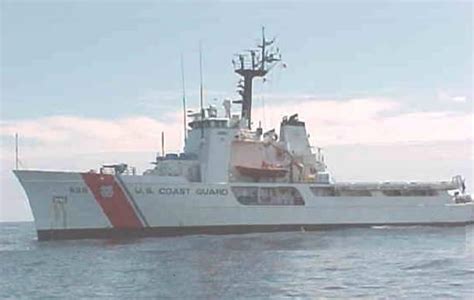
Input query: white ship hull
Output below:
<box><xmin>14</xmin><ymin>170</ymin><xmax>474</xmax><ymax>241</ymax></box>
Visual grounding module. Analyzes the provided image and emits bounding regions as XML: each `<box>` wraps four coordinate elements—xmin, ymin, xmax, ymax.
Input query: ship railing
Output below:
<box><xmin>334</xmin><ymin>181</ymin><xmax>458</xmax><ymax>191</ymax></box>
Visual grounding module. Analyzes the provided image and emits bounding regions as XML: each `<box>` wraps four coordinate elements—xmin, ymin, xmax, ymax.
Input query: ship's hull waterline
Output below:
<box><xmin>15</xmin><ymin>170</ymin><xmax>474</xmax><ymax>241</ymax></box>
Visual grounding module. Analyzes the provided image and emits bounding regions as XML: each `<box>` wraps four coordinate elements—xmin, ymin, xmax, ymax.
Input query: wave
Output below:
<box><xmin>402</xmin><ymin>258</ymin><xmax>454</xmax><ymax>270</ymax></box>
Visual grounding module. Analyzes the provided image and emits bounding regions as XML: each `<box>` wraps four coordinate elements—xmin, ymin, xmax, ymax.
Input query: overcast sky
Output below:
<box><xmin>0</xmin><ymin>1</ymin><xmax>472</xmax><ymax>221</ymax></box>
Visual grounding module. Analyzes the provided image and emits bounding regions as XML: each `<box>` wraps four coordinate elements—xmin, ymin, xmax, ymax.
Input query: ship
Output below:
<box><xmin>14</xmin><ymin>29</ymin><xmax>474</xmax><ymax>241</ymax></box>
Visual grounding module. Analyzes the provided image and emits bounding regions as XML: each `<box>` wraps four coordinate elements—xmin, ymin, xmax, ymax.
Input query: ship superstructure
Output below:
<box><xmin>14</xmin><ymin>29</ymin><xmax>473</xmax><ymax>240</ymax></box>
<box><xmin>150</xmin><ymin>28</ymin><xmax>327</xmax><ymax>185</ymax></box>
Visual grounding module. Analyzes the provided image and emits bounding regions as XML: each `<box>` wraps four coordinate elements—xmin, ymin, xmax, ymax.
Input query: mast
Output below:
<box><xmin>233</xmin><ymin>27</ymin><xmax>281</xmax><ymax>129</ymax></box>
<box><xmin>199</xmin><ymin>41</ymin><xmax>204</xmax><ymax>138</ymax></box>
<box><xmin>161</xmin><ymin>131</ymin><xmax>165</xmax><ymax>157</ymax></box>
<box><xmin>180</xmin><ymin>54</ymin><xmax>187</xmax><ymax>143</ymax></box>
<box><xmin>15</xmin><ymin>133</ymin><xmax>19</xmax><ymax>170</ymax></box>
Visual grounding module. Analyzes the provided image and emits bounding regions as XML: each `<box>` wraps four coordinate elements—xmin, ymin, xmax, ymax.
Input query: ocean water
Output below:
<box><xmin>0</xmin><ymin>223</ymin><xmax>473</xmax><ymax>299</ymax></box>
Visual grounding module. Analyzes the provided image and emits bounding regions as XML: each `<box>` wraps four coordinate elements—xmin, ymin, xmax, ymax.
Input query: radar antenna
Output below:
<box><xmin>233</xmin><ymin>27</ymin><xmax>281</xmax><ymax>129</ymax></box>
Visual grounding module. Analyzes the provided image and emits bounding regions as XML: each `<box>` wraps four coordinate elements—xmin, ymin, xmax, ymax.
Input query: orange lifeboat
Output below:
<box><xmin>235</xmin><ymin>161</ymin><xmax>288</xmax><ymax>179</ymax></box>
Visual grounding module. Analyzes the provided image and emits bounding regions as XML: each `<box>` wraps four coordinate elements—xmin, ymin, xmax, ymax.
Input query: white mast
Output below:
<box><xmin>199</xmin><ymin>41</ymin><xmax>204</xmax><ymax>138</ymax></box>
<box><xmin>181</xmin><ymin>54</ymin><xmax>187</xmax><ymax>144</ymax></box>
<box><xmin>15</xmin><ymin>133</ymin><xmax>19</xmax><ymax>170</ymax></box>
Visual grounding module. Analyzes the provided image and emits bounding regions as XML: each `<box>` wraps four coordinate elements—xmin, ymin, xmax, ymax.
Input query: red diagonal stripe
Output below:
<box><xmin>82</xmin><ymin>173</ymin><xmax>142</xmax><ymax>228</ymax></box>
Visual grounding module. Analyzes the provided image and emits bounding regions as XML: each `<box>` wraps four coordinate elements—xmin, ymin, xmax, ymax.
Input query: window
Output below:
<box><xmin>338</xmin><ymin>189</ymin><xmax>372</xmax><ymax>197</ymax></box>
<box><xmin>232</xmin><ymin>186</ymin><xmax>305</xmax><ymax>206</ymax></box>
<box><xmin>382</xmin><ymin>189</ymin><xmax>438</xmax><ymax>197</ymax></box>
<box><xmin>311</xmin><ymin>187</ymin><xmax>336</xmax><ymax>196</ymax></box>
<box><xmin>232</xmin><ymin>187</ymin><xmax>258</xmax><ymax>205</ymax></box>
<box><xmin>382</xmin><ymin>190</ymin><xmax>402</xmax><ymax>197</ymax></box>
<box><xmin>311</xmin><ymin>187</ymin><xmax>373</xmax><ymax>197</ymax></box>
<box><xmin>311</xmin><ymin>186</ymin><xmax>438</xmax><ymax>197</ymax></box>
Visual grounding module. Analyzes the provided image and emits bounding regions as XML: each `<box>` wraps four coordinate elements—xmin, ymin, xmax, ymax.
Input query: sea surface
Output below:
<box><xmin>0</xmin><ymin>222</ymin><xmax>473</xmax><ymax>299</ymax></box>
